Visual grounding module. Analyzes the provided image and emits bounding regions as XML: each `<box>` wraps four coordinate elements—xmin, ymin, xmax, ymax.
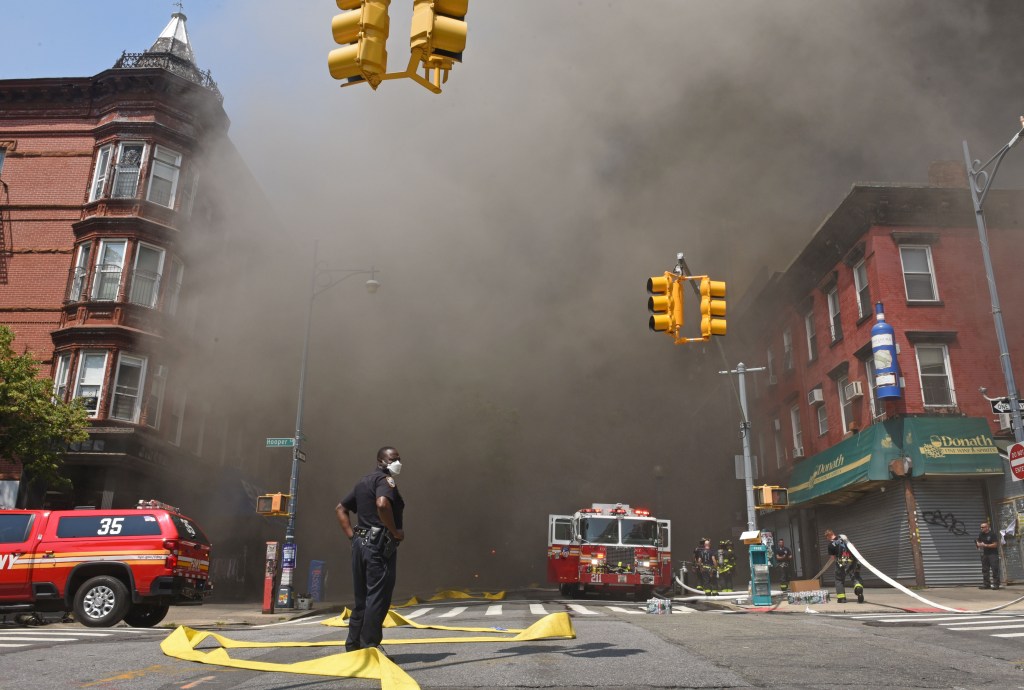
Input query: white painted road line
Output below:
<box><xmin>0</xmin><ymin>636</ymin><xmax>81</xmax><ymax>642</ymax></box>
<box><xmin>946</xmin><ymin>623</ymin><xmax>1024</xmax><ymax>632</ymax></box>
<box><xmin>529</xmin><ymin>604</ymin><xmax>548</xmax><ymax>615</ymax></box>
<box><xmin>485</xmin><ymin>605</ymin><xmax>502</xmax><ymax>616</ymax></box>
<box><xmin>294</xmin><ymin>616</ymin><xmax>331</xmax><ymax>625</ymax></box>
<box><xmin>939</xmin><ymin>618</ymin><xmax>1022</xmax><ymax>627</ymax></box>
<box><xmin>993</xmin><ymin>632</ymin><xmax>1024</xmax><ymax>638</ymax></box>
<box><xmin>606</xmin><ymin>606</ymin><xmax>643</xmax><ymax>615</ymax></box>
<box><xmin>438</xmin><ymin>607</ymin><xmax>467</xmax><ymax>618</ymax></box>
<box><xmin>877</xmin><ymin>615</ymin><xmax>1011</xmax><ymax>623</ymax></box>
<box><xmin>567</xmin><ymin>604</ymin><xmax>599</xmax><ymax>615</ymax></box>
<box><xmin>0</xmin><ymin>630</ymin><xmax>113</xmax><ymax>636</ymax></box>
<box><xmin>0</xmin><ymin>643</ymin><xmax>31</xmax><ymax>648</ymax></box>
<box><xmin>402</xmin><ymin>608</ymin><xmax>432</xmax><ymax>619</ymax></box>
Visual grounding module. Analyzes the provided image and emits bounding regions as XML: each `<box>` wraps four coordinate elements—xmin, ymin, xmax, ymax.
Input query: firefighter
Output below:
<box><xmin>825</xmin><ymin>528</ymin><xmax>864</xmax><ymax>604</ymax></box>
<box><xmin>717</xmin><ymin>539</ymin><xmax>736</xmax><ymax>592</ymax></box>
<box><xmin>692</xmin><ymin>538</ymin><xmax>706</xmax><ymax>592</ymax></box>
<box><xmin>696</xmin><ymin>538</ymin><xmax>718</xmax><ymax>595</ymax></box>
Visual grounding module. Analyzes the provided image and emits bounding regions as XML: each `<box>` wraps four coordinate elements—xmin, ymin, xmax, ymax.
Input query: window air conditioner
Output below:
<box><xmin>793</xmin><ymin>446</ymin><xmax>805</xmax><ymax>459</ymax></box>
<box><xmin>807</xmin><ymin>388</ymin><xmax>825</xmax><ymax>406</ymax></box>
<box><xmin>844</xmin><ymin>380</ymin><xmax>864</xmax><ymax>400</ymax></box>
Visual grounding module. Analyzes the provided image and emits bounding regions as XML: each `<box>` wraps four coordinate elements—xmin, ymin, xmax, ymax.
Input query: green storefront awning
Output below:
<box><xmin>788</xmin><ymin>422</ymin><xmax>901</xmax><ymax>505</ymax></box>
<box><xmin>903</xmin><ymin>417</ymin><xmax>1004</xmax><ymax>477</ymax></box>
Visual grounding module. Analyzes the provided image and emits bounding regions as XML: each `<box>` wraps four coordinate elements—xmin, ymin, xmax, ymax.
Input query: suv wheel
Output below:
<box><xmin>74</xmin><ymin>576</ymin><xmax>130</xmax><ymax>627</ymax></box>
<box><xmin>124</xmin><ymin>603</ymin><xmax>169</xmax><ymax>628</ymax></box>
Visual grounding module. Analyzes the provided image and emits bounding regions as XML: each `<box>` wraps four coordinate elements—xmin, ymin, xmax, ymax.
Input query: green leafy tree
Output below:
<box><xmin>0</xmin><ymin>326</ymin><xmax>89</xmax><ymax>491</ymax></box>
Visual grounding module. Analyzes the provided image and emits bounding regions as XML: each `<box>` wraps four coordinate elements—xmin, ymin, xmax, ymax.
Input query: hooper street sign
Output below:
<box><xmin>266</xmin><ymin>438</ymin><xmax>296</xmax><ymax>448</ymax></box>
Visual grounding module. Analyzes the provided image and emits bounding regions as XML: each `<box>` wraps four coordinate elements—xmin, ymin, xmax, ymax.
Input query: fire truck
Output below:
<box><xmin>547</xmin><ymin>503</ymin><xmax>671</xmax><ymax>599</ymax></box>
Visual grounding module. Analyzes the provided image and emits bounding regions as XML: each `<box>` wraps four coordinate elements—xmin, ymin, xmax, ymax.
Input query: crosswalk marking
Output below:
<box><xmin>438</xmin><ymin>607</ymin><xmax>467</xmax><ymax>618</ymax></box>
<box><xmin>485</xmin><ymin>605</ymin><xmax>502</xmax><ymax>616</ymax></box>
<box><xmin>946</xmin><ymin>623</ymin><xmax>1024</xmax><ymax>632</ymax></box>
<box><xmin>0</xmin><ymin>636</ymin><xmax>81</xmax><ymax>642</ymax></box>
<box><xmin>939</xmin><ymin>619</ymin><xmax>1020</xmax><ymax>627</ymax></box>
<box><xmin>994</xmin><ymin>632</ymin><xmax>1024</xmax><ymax>638</ymax></box>
<box><xmin>0</xmin><ymin>630</ymin><xmax>114</xmax><ymax>636</ymax></box>
<box><xmin>874</xmin><ymin>615</ymin><xmax>1011</xmax><ymax>624</ymax></box>
<box><xmin>402</xmin><ymin>607</ymin><xmax>431</xmax><ymax>619</ymax></box>
<box><xmin>0</xmin><ymin>643</ymin><xmax>31</xmax><ymax>648</ymax></box>
<box><xmin>606</xmin><ymin>606</ymin><xmax>643</xmax><ymax>615</ymax></box>
<box><xmin>529</xmin><ymin>604</ymin><xmax>548</xmax><ymax>615</ymax></box>
<box><xmin>295</xmin><ymin>616</ymin><xmax>332</xmax><ymax>626</ymax></box>
<box><xmin>566</xmin><ymin>604</ymin><xmax>599</xmax><ymax>615</ymax></box>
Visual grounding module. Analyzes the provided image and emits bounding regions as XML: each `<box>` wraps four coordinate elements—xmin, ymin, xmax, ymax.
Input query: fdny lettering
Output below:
<box><xmin>0</xmin><ymin>553</ymin><xmax>21</xmax><ymax>570</ymax></box>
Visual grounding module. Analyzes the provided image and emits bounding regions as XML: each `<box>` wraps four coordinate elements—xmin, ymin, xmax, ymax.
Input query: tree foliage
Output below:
<box><xmin>0</xmin><ymin>326</ymin><xmax>89</xmax><ymax>488</ymax></box>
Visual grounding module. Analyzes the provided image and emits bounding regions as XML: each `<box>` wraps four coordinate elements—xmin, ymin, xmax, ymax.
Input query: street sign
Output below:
<box><xmin>266</xmin><ymin>438</ymin><xmax>296</xmax><ymax>448</ymax></box>
<box><xmin>1010</xmin><ymin>442</ymin><xmax>1024</xmax><ymax>482</ymax></box>
<box><xmin>990</xmin><ymin>398</ymin><xmax>1024</xmax><ymax>414</ymax></box>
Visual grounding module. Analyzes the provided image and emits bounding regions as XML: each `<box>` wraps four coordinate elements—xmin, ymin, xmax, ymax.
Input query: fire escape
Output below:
<box><xmin>0</xmin><ymin>176</ymin><xmax>10</xmax><ymax>284</ymax></box>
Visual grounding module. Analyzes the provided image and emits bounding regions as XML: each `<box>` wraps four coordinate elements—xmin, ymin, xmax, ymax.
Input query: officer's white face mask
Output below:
<box><xmin>386</xmin><ymin>459</ymin><xmax>402</xmax><ymax>476</ymax></box>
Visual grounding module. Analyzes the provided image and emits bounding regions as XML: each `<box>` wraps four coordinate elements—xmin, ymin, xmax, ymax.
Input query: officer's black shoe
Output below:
<box><xmin>993</xmin><ymin>585</ymin><xmax>1001</xmax><ymax>590</ymax></box>
<box><xmin>979</xmin><ymin>585</ymin><xmax>991</xmax><ymax>589</ymax></box>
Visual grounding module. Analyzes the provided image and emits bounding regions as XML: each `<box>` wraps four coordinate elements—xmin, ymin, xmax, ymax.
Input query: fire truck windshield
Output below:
<box><xmin>578</xmin><ymin>517</ymin><xmax>619</xmax><ymax>544</ymax></box>
<box><xmin>621</xmin><ymin>519</ymin><xmax>658</xmax><ymax>545</ymax></box>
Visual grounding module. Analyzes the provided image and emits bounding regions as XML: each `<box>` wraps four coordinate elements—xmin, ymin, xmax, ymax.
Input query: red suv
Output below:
<box><xmin>0</xmin><ymin>500</ymin><xmax>212</xmax><ymax>627</ymax></box>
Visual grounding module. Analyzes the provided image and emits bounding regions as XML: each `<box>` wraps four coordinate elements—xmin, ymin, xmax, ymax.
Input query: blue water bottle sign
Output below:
<box><xmin>871</xmin><ymin>302</ymin><xmax>901</xmax><ymax>400</ymax></box>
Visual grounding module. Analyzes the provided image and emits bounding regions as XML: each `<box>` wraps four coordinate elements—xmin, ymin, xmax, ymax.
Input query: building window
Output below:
<box><xmin>88</xmin><ymin>144</ymin><xmax>113</xmax><ymax>202</ymax></box>
<box><xmin>146</xmin><ymin>365</ymin><xmax>167</xmax><ymax>430</ymax></box>
<box><xmin>774</xmin><ymin>419</ymin><xmax>784</xmax><ymax>469</ymax></box>
<box><xmin>827</xmin><ymin>287</ymin><xmax>843</xmax><ymax>342</ymax></box>
<box><xmin>67</xmin><ymin>242</ymin><xmax>92</xmax><ymax>302</ymax></box>
<box><xmin>74</xmin><ymin>351</ymin><xmax>107</xmax><ymax>417</ymax></box>
<box><xmin>853</xmin><ymin>259</ymin><xmax>871</xmax><ymax>319</ymax></box>
<box><xmin>900</xmin><ymin>245</ymin><xmax>939</xmax><ymax>301</ymax></box>
<box><xmin>790</xmin><ymin>405</ymin><xmax>803</xmax><ymax>456</ymax></box>
<box><xmin>110</xmin><ymin>353</ymin><xmax>146</xmax><ymax>422</ymax></box>
<box><xmin>816</xmin><ymin>403</ymin><xmax>828</xmax><ymax>436</ymax></box>
<box><xmin>782</xmin><ymin>329</ymin><xmax>794</xmax><ymax>371</ymax></box>
<box><xmin>166</xmin><ymin>258</ymin><xmax>184</xmax><ymax>316</ymax></box>
<box><xmin>805</xmin><ymin>309</ymin><xmax>817</xmax><ymax>361</ymax></box>
<box><xmin>53</xmin><ymin>352</ymin><xmax>72</xmax><ymax>401</ymax></box>
<box><xmin>128</xmin><ymin>243</ymin><xmax>165</xmax><ymax>308</ymax></box>
<box><xmin>0</xmin><ymin>146</ymin><xmax>6</xmax><ymax>176</ymax></box>
<box><xmin>147</xmin><ymin>145</ymin><xmax>182</xmax><ymax>208</ymax></box>
<box><xmin>837</xmin><ymin>375</ymin><xmax>854</xmax><ymax>434</ymax></box>
<box><xmin>111</xmin><ymin>142</ymin><xmax>146</xmax><ymax>199</ymax></box>
<box><xmin>916</xmin><ymin>344</ymin><xmax>955</xmax><ymax>406</ymax></box>
<box><xmin>92</xmin><ymin>239</ymin><xmax>127</xmax><ymax>301</ymax></box>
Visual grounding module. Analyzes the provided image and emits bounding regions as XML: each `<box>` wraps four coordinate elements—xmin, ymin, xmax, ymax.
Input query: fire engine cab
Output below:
<box><xmin>547</xmin><ymin>503</ymin><xmax>671</xmax><ymax>599</ymax></box>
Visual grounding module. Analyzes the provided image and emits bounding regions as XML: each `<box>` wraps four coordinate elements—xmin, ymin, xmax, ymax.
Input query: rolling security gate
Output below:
<box><xmin>816</xmin><ymin>489</ymin><xmax>910</xmax><ymax>586</ymax></box>
<box><xmin>912</xmin><ymin>479</ymin><xmax>987</xmax><ymax>586</ymax></box>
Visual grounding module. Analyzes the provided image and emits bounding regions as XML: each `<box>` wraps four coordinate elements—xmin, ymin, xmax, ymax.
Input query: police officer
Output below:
<box><xmin>773</xmin><ymin>538</ymin><xmax>793</xmax><ymax>591</ymax></box>
<box><xmin>825</xmin><ymin>528</ymin><xmax>863</xmax><ymax>604</ymax></box>
<box><xmin>336</xmin><ymin>446</ymin><xmax>405</xmax><ymax>652</ymax></box>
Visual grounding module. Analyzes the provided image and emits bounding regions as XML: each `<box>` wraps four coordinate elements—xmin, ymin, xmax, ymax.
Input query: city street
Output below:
<box><xmin>3</xmin><ymin>595</ymin><xmax>1024</xmax><ymax>688</ymax></box>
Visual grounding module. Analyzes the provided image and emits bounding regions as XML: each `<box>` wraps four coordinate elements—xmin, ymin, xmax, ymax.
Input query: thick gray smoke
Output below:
<box><xmin>57</xmin><ymin>2</ymin><xmax>1024</xmax><ymax>596</ymax></box>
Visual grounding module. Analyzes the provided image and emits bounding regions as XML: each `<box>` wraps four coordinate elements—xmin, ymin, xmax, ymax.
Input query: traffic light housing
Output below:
<box><xmin>408</xmin><ymin>0</ymin><xmax>468</xmax><ymax>92</ymax></box>
<box><xmin>699</xmin><ymin>277</ymin><xmax>727</xmax><ymax>339</ymax></box>
<box><xmin>256</xmin><ymin>493</ymin><xmax>291</xmax><ymax>516</ymax></box>
<box><xmin>328</xmin><ymin>0</ymin><xmax>390</xmax><ymax>89</ymax></box>
<box><xmin>647</xmin><ymin>272</ymin><xmax>683</xmax><ymax>336</ymax></box>
<box><xmin>754</xmin><ymin>485</ymin><xmax>788</xmax><ymax>509</ymax></box>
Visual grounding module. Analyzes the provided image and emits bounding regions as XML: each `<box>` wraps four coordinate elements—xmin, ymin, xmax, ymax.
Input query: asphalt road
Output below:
<box><xmin>3</xmin><ymin>598</ymin><xmax>1024</xmax><ymax>688</ymax></box>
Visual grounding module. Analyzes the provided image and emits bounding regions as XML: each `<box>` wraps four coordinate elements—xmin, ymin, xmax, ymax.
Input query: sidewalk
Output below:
<box><xmin>699</xmin><ymin>584</ymin><xmax>1024</xmax><ymax>614</ymax></box>
<box><xmin>156</xmin><ymin>599</ymin><xmax>345</xmax><ymax>628</ymax></box>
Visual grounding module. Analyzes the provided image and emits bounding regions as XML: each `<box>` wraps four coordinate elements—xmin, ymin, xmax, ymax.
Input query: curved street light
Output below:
<box><xmin>278</xmin><ymin>241</ymin><xmax>379</xmax><ymax>609</ymax></box>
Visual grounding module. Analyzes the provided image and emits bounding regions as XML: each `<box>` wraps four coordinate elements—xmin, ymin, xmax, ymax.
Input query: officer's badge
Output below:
<box><xmin>386</xmin><ymin>477</ymin><xmax>396</xmax><ymax>488</ymax></box>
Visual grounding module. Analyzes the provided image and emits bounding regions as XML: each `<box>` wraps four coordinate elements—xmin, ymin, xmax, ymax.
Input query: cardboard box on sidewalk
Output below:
<box><xmin>787</xmin><ymin>579</ymin><xmax>821</xmax><ymax>592</ymax></box>
<box><xmin>786</xmin><ymin>589</ymin><xmax>830</xmax><ymax>605</ymax></box>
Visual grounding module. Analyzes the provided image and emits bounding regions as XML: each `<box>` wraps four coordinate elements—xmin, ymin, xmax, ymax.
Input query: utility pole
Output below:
<box><xmin>719</xmin><ymin>363</ymin><xmax>766</xmax><ymax>531</ymax></box>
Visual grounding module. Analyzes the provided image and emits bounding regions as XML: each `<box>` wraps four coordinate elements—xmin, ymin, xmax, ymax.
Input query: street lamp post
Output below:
<box><xmin>963</xmin><ymin>118</ymin><xmax>1024</xmax><ymax>446</ymax></box>
<box><xmin>277</xmin><ymin>241</ymin><xmax>379</xmax><ymax>609</ymax></box>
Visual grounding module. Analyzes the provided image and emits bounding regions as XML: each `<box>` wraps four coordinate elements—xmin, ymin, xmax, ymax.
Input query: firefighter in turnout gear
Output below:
<box><xmin>825</xmin><ymin>529</ymin><xmax>864</xmax><ymax>604</ymax></box>
<box><xmin>717</xmin><ymin>539</ymin><xmax>736</xmax><ymax>592</ymax></box>
<box><xmin>695</xmin><ymin>539</ymin><xmax>718</xmax><ymax>594</ymax></box>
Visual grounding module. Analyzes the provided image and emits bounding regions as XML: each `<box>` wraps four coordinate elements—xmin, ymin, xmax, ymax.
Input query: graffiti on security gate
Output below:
<box><xmin>920</xmin><ymin>509</ymin><xmax>968</xmax><ymax>536</ymax></box>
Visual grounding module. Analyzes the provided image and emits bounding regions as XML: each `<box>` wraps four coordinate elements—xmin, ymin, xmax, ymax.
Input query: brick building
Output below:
<box><xmin>733</xmin><ymin>166</ymin><xmax>1024</xmax><ymax>586</ymax></box>
<box><xmin>0</xmin><ymin>13</ymin><xmax>285</xmax><ymax>596</ymax></box>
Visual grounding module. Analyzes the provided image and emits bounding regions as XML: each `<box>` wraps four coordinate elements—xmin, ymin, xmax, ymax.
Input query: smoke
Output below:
<box><xmin>149</xmin><ymin>1</ymin><xmax>1024</xmax><ymax>595</ymax></box>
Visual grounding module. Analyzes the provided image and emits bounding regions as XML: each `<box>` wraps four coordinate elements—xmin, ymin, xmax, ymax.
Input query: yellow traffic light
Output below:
<box><xmin>700</xmin><ymin>277</ymin><xmax>727</xmax><ymax>339</ymax></box>
<box><xmin>256</xmin><ymin>493</ymin><xmax>291</xmax><ymax>516</ymax></box>
<box><xmin>328</xmin><ymin>0</ymin><xmax>390</xmax><ymax>89</ymax></box>
<box><xmin>647</xmin><ymin>272</ymin><xmax>683</xmax><ymax>336</ymax></box>
<box><xmin>408</xmin><ymin>0</ymin><xmax>468</xmax><ymax>92</ymax></box>
<box><xmin>754</xmin><ymin>485</ymin><xmax>788</xmax><ymax>508</ymax></box>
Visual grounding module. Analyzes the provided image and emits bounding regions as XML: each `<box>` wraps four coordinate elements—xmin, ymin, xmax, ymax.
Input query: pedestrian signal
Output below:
<box><xmin>754</xmin><ymin>485</ymin><xmax>788</xmax><ymax>509</ymax></box>
<box><xmin>256</xmin><ymin>493</ymin><xmax>291</xmax><ymax>516</ymax></box>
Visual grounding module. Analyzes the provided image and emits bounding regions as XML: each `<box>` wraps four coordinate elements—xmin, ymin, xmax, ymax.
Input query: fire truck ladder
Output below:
<box><xmin>0</xmin><ymin>179</ymin><xmax>10</xmax><ymax>284</ymax></box>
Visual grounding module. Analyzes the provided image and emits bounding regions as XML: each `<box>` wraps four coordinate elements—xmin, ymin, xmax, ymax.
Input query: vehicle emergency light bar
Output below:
<box><xmin>136</xmin><ymin>499</ymin><xmax>181</xmax><ymax>514</ymax></box>
<box><xmin>633</xmin><ymin>508</ymin><xmax>651</xmax><ymax>516</ymax></box>
<box><xmin>579</xmin><ymin>508</ymin><xmax>603</xmax><ymax>513</ymax></box>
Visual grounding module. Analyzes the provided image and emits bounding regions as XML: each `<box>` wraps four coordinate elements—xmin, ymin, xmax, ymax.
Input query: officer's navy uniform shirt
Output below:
<box><xmin>978</xmin><ymin>530</ymin><xmax>998</xmax><ymax>551</ymax></box>
<box><xmin>341</xmin><ymin>468</ymin><xmax>404</xmax><ymax>530</ymax></box>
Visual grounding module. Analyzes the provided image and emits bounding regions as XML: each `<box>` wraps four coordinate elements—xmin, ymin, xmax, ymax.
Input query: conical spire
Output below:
<box><xmin>147</xmin><ymin>12</ymin><xmax>196</xmax><ymax>65</ymax></box>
